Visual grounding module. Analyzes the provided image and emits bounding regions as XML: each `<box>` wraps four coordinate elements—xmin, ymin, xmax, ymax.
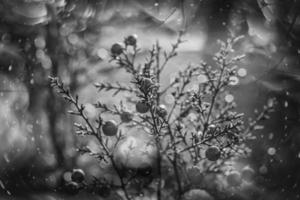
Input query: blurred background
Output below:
<box><xmin>0</xmin><ymin>0</ymin><xmax>300</xmax><ymax>199</ymax></box>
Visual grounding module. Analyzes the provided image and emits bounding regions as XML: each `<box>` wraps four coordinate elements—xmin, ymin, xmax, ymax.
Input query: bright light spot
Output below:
<box><xmin>34</xmin><ymin>36</ymin><xmax>46</xmax><ymax>49</ymax></box>
<box><xmin>154</xmin><ymin>2</ymin><xmax>159</xmax><ymax>6</ymax></box>
<box><xmin>63</xmin><ymin>172</ymin><xmax>72</xmax><ymax>182</ymax></box>
<box><xmin>197</xmin><ymin>74</ymin><xmax>208</xmax><ymax>83</ymax></box>
<box><xmin>237</xmin><ymin>68</ymin><xmax>247</xmax><ymax>77</ymax></box>
<box><xmin>225</xmin><ymin>94</ymin><xmax>234</xmax><ymax>103</ymax></box>
<box><xmin>268</xmin><ymin>133</ymin><xmax>274</xmax><ymax>140</ymax></box>
<box><xmin>26</xmin><ymin>124</ymin><xmax>33</xmax><ymax>133</ymax></box>
<box><xmin>267</xmin><ymin>147</ymin><xmax>276</xmax><ymax>156</ymax></box>
<box><xmin>229</xmin><ymin>76</ymin><xmax>239</xmax><ymax>86</ymax></box>
<box><xmin>284</xmin><ymin>101</ymin><xmax>288</xmax><ymax>107</ymax></box>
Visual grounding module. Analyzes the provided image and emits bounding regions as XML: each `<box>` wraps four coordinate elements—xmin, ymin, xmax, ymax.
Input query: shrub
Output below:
<box><xmin>49</xmin><ymin>32</ymin><xmax>275</xmax><ymax>200</ymax></box>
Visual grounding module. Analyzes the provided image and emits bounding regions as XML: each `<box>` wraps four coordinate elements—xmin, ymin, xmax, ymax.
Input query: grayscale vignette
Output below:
<box><xmin>0</xmin><ymin>0</ymin><xmax>299</xmax><ymax>200</ymax></box>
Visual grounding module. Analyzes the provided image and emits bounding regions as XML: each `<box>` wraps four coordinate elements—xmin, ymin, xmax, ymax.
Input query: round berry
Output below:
<box><xmin>227</xmin><ymin>171</ymin><xmax>242</xmax><ymax>187</ymax></box>
<box><xmin>157</xmin><ymin>104</ymin><xmax>167</xmax><ymax>118</ymax></box>
<box><xmin>136</xmin><ymin>101</ymin><xmax>149</xmax><ymax>113</ymax></box>
<box><xmin>71</xmin><ymin>168</ymin><xmax>85</xmax><ymax>183</ymax></box>
<box><xmin>205</xmin><ymin>146</ymin><xmax>221</xmax><ymax>161</ymax></box>
<box><xmin>241</xmin><ymin>166</ymin><xmax>255</xmax><ymax>182</ymax></box>
<box><xmin>102</xmin><ymin>120</ymin><xmax>118</xmax><ymax>136</ymax></box>
<box><xmin>120</xmin><ymin>110</ymin><xmax>133</xmax><ymax>123</ymax></box>
<box><xmin>140</xmin><ymin>77</ymin><xmax>153</xmax><ymax>93</ymax></box>
<box><xmin>183</xmin><ymin>189</ymin><xmax>214</xmax><ymax>200</ymax></box>
<box><xmin>110</xmin><ymin>43</ymin><xmax>123</xmax><ymax>55</ymax></box>
<box><xmin>124</xmin><ymin>34</ymin><xmax>138</xmax><ymax>46</ymax></box>
<box><xmin>65</xmin><ymin>181</ymin><xmax>80</xmax><ymax>195</ymax></box>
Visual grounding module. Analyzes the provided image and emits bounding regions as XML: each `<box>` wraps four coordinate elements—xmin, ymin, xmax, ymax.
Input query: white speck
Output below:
<box><xmin>34</xmin><ymin>36</ymin><xmax>46</xmax><ymax>49</ymax></box>
<box><xmin>225</xmin><ymin>94</ymin><xmax>234</xmax><ymax>103</ymax></box>
<box><xmin>27</xmin><ymin>124</ymin><xmax>33</xmax><ymax>133</ymax></box>
<box><xmin>268</xmin><ymin>133</ymin><xmax>274</xmax><ymax>140</ymax></box>
<box><xmin>3</xmin><ymin>153</ymin><xmax>10</xmax><ymax>163</ymax></box>
<box><xmin>8</xmin><ymin>65</ymin><xmax>12</xmax><ymax>71</ymax></box>
<box><xmin>229</xmin><ymin>76</ymin><xmax>239</xmax><ymax>86</ymax></box>
<box><xmin>237</xmin><ymin>68</ymin><xmax>247</xmax><ymax>77</ymax></box>
<box><xmin>154</xmin><ymin>2</ymin><xmax>159</xmax><ymax>6</ymax></box>
<box><xmin>267</xmin><ymin>147</ymin><xmax>276</xmax><ymax>156</ymax></box>
<box><xmin>284</xmin><ymin>101</ymin><xmax>288</xmax><ymax>107</ymax></box>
